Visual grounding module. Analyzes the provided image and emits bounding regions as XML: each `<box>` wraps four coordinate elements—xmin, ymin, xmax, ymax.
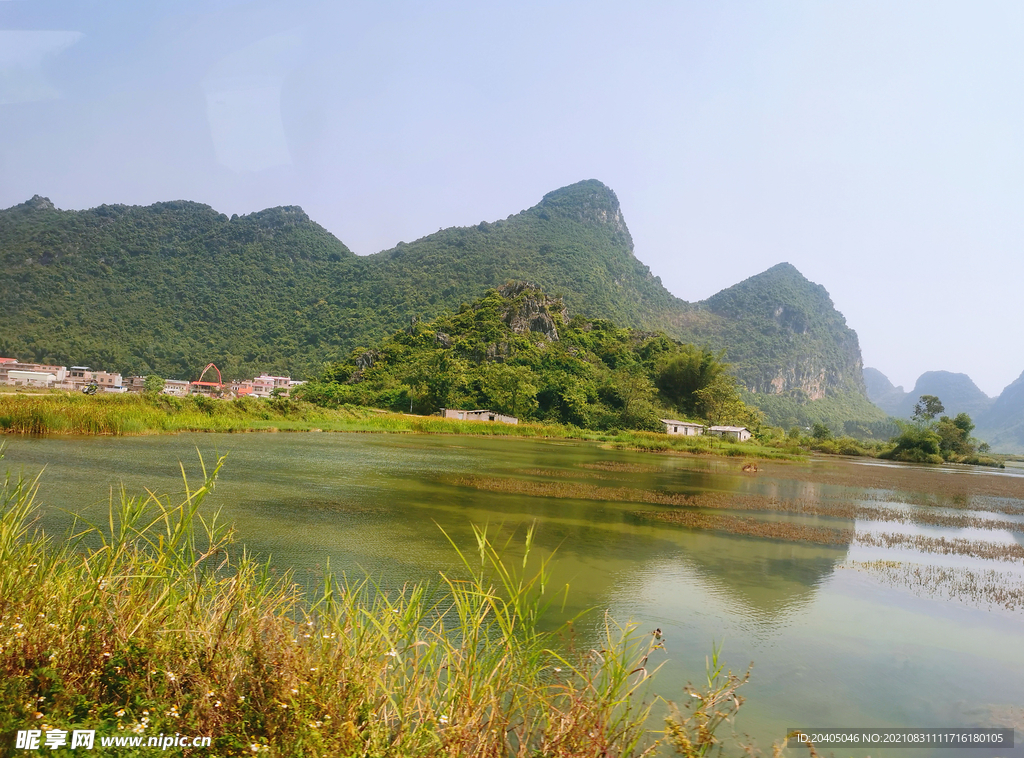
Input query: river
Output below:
<box><xmin>4</xmin><ymin>432</ymin><xmax>1023</xmax><ymax>756</ymax></box>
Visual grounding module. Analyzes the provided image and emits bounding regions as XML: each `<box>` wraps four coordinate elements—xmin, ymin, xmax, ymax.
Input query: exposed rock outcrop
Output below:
<box><xmin>497</xmin><ymin>282</ymin><xmax>568</xmax><ymax>342</ymax></box>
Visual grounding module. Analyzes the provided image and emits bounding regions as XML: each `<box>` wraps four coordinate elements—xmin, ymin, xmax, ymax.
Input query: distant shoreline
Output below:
<box><xmin>0</xmin><ymin>391</ymin><xmax>799</xmax><ymax>460</ymax></box>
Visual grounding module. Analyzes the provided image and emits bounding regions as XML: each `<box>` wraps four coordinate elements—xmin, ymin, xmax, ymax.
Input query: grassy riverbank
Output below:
<box><xmin>0</xmin><ymin>454</ymin><xmax>760</xmax><ymax>757</ymax></box>
<box><xmin>0</xmin><ymin>392</ymin><xmax>798</xmax><ymax>460</ymax></box>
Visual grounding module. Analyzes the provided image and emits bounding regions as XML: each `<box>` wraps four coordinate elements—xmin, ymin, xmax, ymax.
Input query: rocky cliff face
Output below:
<box><xmin>498</xmin><ymin>282</ymin><xmax>568</xmax><ymax>341</ymax></box>
<box><xmin>676</xmin><ymin>263</ymin><xmax>866</xmax><ymax>399</ymax></box>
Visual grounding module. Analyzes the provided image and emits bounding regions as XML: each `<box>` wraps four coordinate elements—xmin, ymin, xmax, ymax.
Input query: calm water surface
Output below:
<box><xmin>4</xmin><ymin>433</ymin><xmax>1023</xmax><ymax>757</ymax></box>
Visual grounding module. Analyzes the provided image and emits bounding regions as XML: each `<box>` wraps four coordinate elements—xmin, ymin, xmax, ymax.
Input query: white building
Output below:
<box><xmin>251</xmin><ymin>375</ymin><xmax>291</xmax><ymax>398</ymax></box>
<box><xmin>441</xmin><ymin>408</ymin><xmax>519</xmax><ymax>425</ymax></box>
<box><xmin>708</xmin><ymin>425</ymin><xmax>752</xmax><ymax>442</ymax></box>
<box><xmin>162</xmin><ymin>379</ymin><xmax>190</xmax><ymax>397</ymax></box>
<box><xmin>7</xmin><ymin>370</ymin><xmax>57</xmax><ymax>388</ymax></box>
<box><xmin>660</xmin><ymin>419</ymin><xmax>705</xmax><ymax>436</ymax></box>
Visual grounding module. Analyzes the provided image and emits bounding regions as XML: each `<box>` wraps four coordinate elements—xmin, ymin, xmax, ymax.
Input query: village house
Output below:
<box><xmin>1</xmin><ymin>361</ymin><xmax>68</xmax><ymax>386</ymax></box>
<box><xmin>7</xmin><ymin>369</ymin><xmax>58</xmax><ymax>388</ymax></box>
<box><xmin>65</xmin><ymin>366</ymin><xmax>93</xmax><ymax>390</ymax></box>
<box><xmin>251</xmin><ymin>375</ymin><xmax>291</xmax><ymax>398</ymax></box>
<box><xmin>660</xmin><ymin>419</ymin><xmax>705</xmax><ymax>436</ymax></box>
<box><xmin>230</xmin><ymin>380</ymin><xmax>255</xmax><ymax>397</ymax></box>
<box><xmin>708</xmin><ymin>425</ymin><xmax>752</xmax><ymax>442</ymax></box>
<box><xmin>124</xmin><ymin>376</ymin><xmax>148</xmax><ymax>393</ymax></box>
<box><xmin>93</xmin><ymin>370</ymin><xmax>124</xmax><ymax>391</ymax></box>
<box><xmin>162</xmin><ymin>379</ymin><xmax>190</xmax><ymax>397</ymax></box>
<box><xmin>440</xmin><ymin>408</ymin><xmax>519</xmax><ymax>425</ymax></box>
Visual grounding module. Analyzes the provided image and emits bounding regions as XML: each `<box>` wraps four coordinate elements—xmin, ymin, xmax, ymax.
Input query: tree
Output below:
<box><xmin>935</xmin><ymin>412</ymin><xmax>975</xmax><ymax>458</ymax></box>
<box><xmin>912</xmin><ymin>395</ymin><xmax>944</xmax><ymax>423</ymax></box>
<box><xmin>655</xmin><ymin>345</ymin><xmax>729</xmax><ymax>415</ymax></box>
<box><xmin>478</xmin><ymin>363</ymin><xmax>538</xmax><ymax>418</ymax></box>
<box><xmin>811</xmin><ymin>423</ymin><xmax>832</xmax><ymax>442</ymax></box>
<box><xmin>693</xmin><ymin>373</ymin><xmax>746</xmax><ymax>427</ymax></box>
<box><xmin>143</xmin><ymin>375</ymin><xmax>165</xmax><ymax>395</ymax></box>
<box><xmin>884</xmin><ymin>422</ymin><xmax>943</xmax><ymax>463</ymax></box>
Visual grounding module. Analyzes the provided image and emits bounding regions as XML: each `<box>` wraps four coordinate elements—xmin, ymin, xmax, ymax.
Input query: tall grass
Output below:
<box><xmin>0</xmin><ymin>452</ymin><xmax>667</xmax><ymax>756</ymax></box>
<box><xmin>0</xmin><ymin>393</ymin><xmax>798</xmax><ymax>461</ymax></box>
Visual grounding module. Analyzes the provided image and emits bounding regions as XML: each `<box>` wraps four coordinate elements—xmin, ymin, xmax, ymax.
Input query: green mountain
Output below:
<box><xmin>864</xmin><ymin>367</ymin><xmax>1023</xmax><ymax>453</ymax></box>
<box><xmin>978</xmin><ymin>370</ymin><xmax>1024</xmax><ymax>453</ymax></box>
<box><xmin>299</xmin><ymin>282</ymin><xmax>759</xmax><ymax>432</ymax></box>
<box><xmin>862</xmin><ymin>367</ymin><xmax>906</xmax><ymax>415</ymax></box>
<box><xmin>0</xmin><ymin>181</ymin><xmax>880</xmax><ymax>428</ymax></box>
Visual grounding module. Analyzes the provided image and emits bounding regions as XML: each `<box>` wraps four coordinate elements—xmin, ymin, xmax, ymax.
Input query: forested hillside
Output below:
<box><xmin>1</xmin><ymin>180</ymin><xmax>882</xmax><ymax>428</ymax></box>
<box><xmin>297</xmin><ymin>283</ymin><xmax>760</xmax><ymax>432</ymax></box>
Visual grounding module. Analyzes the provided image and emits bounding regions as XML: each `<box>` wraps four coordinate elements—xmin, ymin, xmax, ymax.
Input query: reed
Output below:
<box><xmin>0</xmin><ymin>453</ymin><xmax>672</xmax><ymax>757</ymax></box>
<box><xmin>0</xmin><ymin>394</ymin><xmax>799</xmax><ymax>462</ymax></box>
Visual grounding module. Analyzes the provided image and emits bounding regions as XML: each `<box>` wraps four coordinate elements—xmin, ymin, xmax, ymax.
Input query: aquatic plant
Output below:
<box><xmin>0</xmin><ymin>454</ymin><xmax>666</xmax><ymax>756</ymax></box>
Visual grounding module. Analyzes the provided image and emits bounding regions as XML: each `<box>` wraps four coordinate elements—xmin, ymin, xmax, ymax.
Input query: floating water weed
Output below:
<box><xmin>453</xmin><ymin>474</ymin><xmax>1024</xmax><ymax>534</ymax></box>
<box><xmin>854</xmin><ymin>532</ymin><xmax>1024</xmax><ymax>563</ymax></box>
<box><xmin>843</xmin><ymin>560</ymin><xmax>1024</xmax><ymax>612</ymax></box>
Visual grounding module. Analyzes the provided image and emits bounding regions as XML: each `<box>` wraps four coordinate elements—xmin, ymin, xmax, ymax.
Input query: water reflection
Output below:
<box><xmin>3</xmin><ymin>433</ymin><xmax>1023</xmax><ymax>757</ymax></box>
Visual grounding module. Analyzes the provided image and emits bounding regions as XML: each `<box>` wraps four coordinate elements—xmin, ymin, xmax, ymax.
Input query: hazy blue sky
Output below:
<box><xmin>2</xmin><ymin>0</ymin><xmax>1022</xmax><ymax>396</ymax></box>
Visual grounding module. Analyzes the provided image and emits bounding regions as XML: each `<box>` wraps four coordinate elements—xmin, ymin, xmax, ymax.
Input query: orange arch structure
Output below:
<box><xmin>190</xmin><ymin>363</ymin><xmax>225</xmax><ymax>396</ymax></box>
<box><xmin>196</xmin><ymin>363</ymin><xmax>223</xmax><ymax>386</ymax></box>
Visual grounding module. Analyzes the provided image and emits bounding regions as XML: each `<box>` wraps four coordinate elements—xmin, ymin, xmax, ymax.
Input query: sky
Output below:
<box><xmin>2</xmin><ymin>0</ymin><xmax>1022</xmax><ymax>397</ymax></box>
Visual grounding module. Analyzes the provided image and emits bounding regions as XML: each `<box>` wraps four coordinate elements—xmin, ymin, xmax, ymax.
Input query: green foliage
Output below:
<box><xmin>143</xmin><ymin>375</ymin><xmax>165</xmax><ymax>395</ymax></box>
<box><xmin>0</xmin><ymin>187</ymin><xmax>879</xmax><ymax>435</ymax></box>
<box><xmin>673</xmin><ymin>263</ymin><xmax>867</xmax><ymax>400</ymax></box>
<box><xmin>0</xmin><ymin>459</ymin><xmax>659</xmax><ymax>756</ymax></box>
<box><xmin>882</xmin><ymin>395</ymin><xmax>990</xmax><ymax>465</ymax></box>
<box><xmin>811</xmin><ymin>422</ymin><xmax>832</xmax><ymax>442</ymax></box>
<box><xmin>296</xmin><ymin>285</ymin><xmax>760</xmax><ymax>433</ymax></box>
<box><xmin>740</xmin><ymin>388</ymin><xmax>889</xmax><ymax>437</ymax></box>
<box><xmin>654</xmin><ymin>345</ymin><xmax>728</xmax><ymax>415</ymax></box>
<box><xmin>913</xmin><ymin>394</ymin><xmax>945</xmax><ymax>422</ymax></box>
<box><xmin>882</xmin><ymin>423</ymin><xmax>944</xmax><ymax>464</ymax></box>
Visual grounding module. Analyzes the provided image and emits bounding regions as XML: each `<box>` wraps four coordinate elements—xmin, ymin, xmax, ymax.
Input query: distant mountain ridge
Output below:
<box><xmin>2</xmin><ymin>180</ymin><xmax>874</xmax><ymax>427</ymax></box>
<box><xmin>863</xmin><ymin>366</ymin><xmax>1024</xmax><ymax>453</ymax></box>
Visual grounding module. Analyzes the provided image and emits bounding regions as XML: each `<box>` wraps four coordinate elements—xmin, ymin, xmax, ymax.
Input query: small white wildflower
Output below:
<box><xmin>386</xmin><ymin>650</ymin><xmax>398</xmax><ymax>658</ymax></box>
<box><xmin>238</xmin><ymin>696</ymin><xmax>245</xmax><ymax>703</ymax></box>
<box><xmin>251</xmin><ymin>745</ymin><xmax>260</xmax><ymax>753</ymax></box>
<box><xmin>290</xmin><ymin>688</ymin><xmax>298</xmax><ymax>694</ymax></box>
<box><xmin>439</xmin><ymin>714</ymin><xmax>449</xmax><ymax>725</ymax></box>
<box><xmin>167</xmin><ymin>672</ymin><xmax>176</xmax><ymax>681</ymax></box>
<box><xmin>214</xmin><ymin>700</ymin><xmax>221</xmax><ymax>708</ymax></box>
<box><xmin>115</xmin><ymin>709</ymin><xmax>126</xmax><ymax>717</ymax></box>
